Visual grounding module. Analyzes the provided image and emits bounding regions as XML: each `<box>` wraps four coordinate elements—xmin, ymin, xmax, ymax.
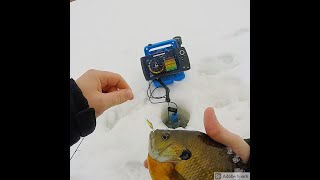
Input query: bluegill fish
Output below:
<box><xmin>147</xmin><ymin>129</ymin><xmax>249</xmax><ymax>180</ymax></box>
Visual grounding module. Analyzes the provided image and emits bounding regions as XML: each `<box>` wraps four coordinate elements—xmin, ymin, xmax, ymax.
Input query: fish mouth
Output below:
<box><xmin>149</xmin><ymin>130</ymin><xmax>157</xmax><ymax>158</ymax></box>
<box><xmin>148</xmin><ymin>131</ymin><xmax>173</xmax><ymax>161</ymax></box>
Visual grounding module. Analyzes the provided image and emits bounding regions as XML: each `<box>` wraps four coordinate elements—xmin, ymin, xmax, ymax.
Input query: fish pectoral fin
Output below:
<box><xmin>170</xmin><ymin>169</ymin><xmax>185</xmax><ymax>180</ymax></box>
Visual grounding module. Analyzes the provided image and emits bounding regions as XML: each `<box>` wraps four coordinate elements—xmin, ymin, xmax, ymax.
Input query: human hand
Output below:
<box><xmin>75</xmin><ymin>69</ymin><xmax>134</xmax><ymax>117</ymax></box>
<box><xmin>203</xmin><ymin>107</ymin><xmax>250</xmax><ymax>163</ymax></box>
<box><xmin>143</xmin><ymin>107</ymin><xmax>250</xmax><ymax>168</ymax></box>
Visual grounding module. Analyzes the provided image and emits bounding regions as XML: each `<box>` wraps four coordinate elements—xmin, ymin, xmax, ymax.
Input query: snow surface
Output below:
<box><xmin>70</xmin><ymin>0</ymin><xmax>250</xmax><ymax>179</ymax></box>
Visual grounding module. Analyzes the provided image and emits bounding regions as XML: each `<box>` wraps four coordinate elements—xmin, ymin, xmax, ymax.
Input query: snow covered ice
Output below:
<box><xmin>70</xmin><ymin>0</ymin><xmax>250</xmax><ymax>179</ymax></box>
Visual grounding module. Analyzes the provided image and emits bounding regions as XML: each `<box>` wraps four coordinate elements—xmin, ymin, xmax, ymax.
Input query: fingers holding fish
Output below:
<box><xmin>144</xmin><ymin>159</ymin><xmax>148</xmax><ymax>169</ymax></box>
<box><xmin>203</xmin><ymin>107</ymin><xmax>250</xmax><ymax>163</ymax></box>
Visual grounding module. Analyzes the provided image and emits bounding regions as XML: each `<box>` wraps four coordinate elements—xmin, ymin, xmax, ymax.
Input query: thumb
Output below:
<box><xmin>204</xmin><ymin>107</ymin><xmax>223</xmax><ymax>140</ymax></box>
<box><xmin>101</xmin><ymin>89</ymin><xmax>134</xmax><ymax>109</ymax></box>
<box><xmin>204</xmin><ymin>107</ymin><xmax>250</xmax><ymax>163</ymax></box>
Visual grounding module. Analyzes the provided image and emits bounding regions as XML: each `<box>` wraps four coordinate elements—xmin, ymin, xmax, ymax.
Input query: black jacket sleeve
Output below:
<box><xmin>70</xmin><ymin>79</ymin><xmax>96</xmax><ymax>146</ymax></box>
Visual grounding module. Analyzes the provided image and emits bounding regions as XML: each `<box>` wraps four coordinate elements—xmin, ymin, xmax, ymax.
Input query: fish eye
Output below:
<box><xmin>161</xmin><ymin>131</ymin><xmax>170</xmax><ymax>140</ymax></box>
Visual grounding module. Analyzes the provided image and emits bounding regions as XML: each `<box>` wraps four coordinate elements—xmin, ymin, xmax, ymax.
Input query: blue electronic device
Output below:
<box><xmin>140</xmin><ymin>36</ymin><xmax>191</xmax><ymax>87</ymax></box>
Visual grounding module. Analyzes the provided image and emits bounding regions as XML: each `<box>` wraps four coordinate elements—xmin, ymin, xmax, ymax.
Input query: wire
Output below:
<box><xmin>168</xmin><ymin>101</ymin><xmax>178</xmax><ymax>109</ymax></box>
<box><xmin>147</xmin><ymin>80</ymin><xmax>166</xmax><ymax>104</ymax></box>
<box><xmin>70</xmin><ymin>137</ymin><xmax>85</xmax><ymax>160</ymax></box>
<box><xmin>147</xmin><ymin>80</ymin><xmax>179</xmax><ymax>118</ymax></box>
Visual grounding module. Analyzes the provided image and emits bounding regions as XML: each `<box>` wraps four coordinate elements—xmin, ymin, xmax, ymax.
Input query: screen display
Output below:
<box><xmin>141</xmin><ymin>48</ymin><xmax>183</xmax><ymax>80</ymax></box>
<box><xmin>147</xmin><ymin>52</ymin><xmax>178</xmax><ymax>75</ymax></box>
<box><xmin>164</xmin><ymin>58</ymin><xmax>177</xmax><ymax>72</ymax></box>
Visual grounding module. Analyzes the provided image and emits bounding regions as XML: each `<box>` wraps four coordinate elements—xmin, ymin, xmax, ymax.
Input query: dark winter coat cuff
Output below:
<box><xmin>70</xmin><ymin>79</ymin><xmax>96</xmax><ymax>146</ymax></box>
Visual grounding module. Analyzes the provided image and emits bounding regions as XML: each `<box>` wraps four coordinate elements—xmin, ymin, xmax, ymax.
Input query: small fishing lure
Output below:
<box><xmin>146</xmin><ymin>119</ymin><xmax>154</xmax><ymax>130</ymax></box>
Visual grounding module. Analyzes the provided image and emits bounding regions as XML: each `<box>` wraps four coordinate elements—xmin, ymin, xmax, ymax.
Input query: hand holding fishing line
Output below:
<box><xmin>76</xmin><ymin>69</ymin><xmax>134</xmax><ymax>117</ymax></box>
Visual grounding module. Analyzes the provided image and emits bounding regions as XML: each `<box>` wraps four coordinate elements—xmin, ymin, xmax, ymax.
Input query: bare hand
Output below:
<box><xmin>203</xmin><ymin>107</ymin><xmax>250</xmax><ymax>163</ymax></box>
<box><xmin>76</xmin><ymin>69</ymin><xmax>134</xmax><ymax>117</ymax></box>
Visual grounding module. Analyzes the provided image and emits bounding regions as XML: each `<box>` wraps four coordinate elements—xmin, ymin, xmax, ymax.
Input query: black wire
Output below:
<box><xmin>168</xmin><ymin>101</ymin><xmax>178</xmax><ymax>109</ymax></box>
<box><xmin>70</xmin><ymin>137</ymin><xmax>85</xmax><ymax>160</ymax></box>
<box><xmin>147</xmin><ymin>80</ymin><xmax>165</xmax><ymax>100</ymax></box>
<box><xmin>147</xmin><ymin>80</ymin><xmax>179</xmax><ymax>113</ymax></box>
<box><xmin>147</xmin><ymin>80</ymin><xmax>166</xmax><ymax>104</ymax></box>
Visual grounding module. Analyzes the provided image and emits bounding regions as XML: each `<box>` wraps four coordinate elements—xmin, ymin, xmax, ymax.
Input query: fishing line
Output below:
<box><xmin>70</xmin><ymin>137</ymin><xmax>85</xmax><ymax>160</ymax></box>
